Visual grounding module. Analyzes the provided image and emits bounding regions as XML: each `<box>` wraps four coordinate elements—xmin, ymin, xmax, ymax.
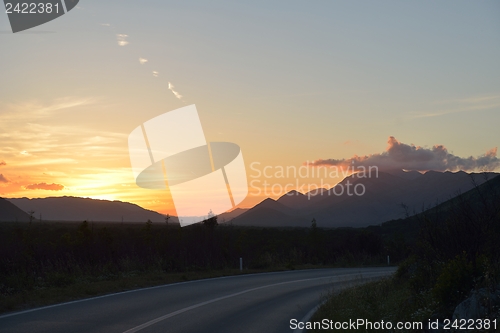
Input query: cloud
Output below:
<box><xmin>139</xmin><ymin>58</ymin><xmax>148</xmax><ymax>65</ymax></box>
<box><xmin>36</xmin><ymin>97</ymin><xmax>93</xmax><ymax>113</ymax></box>
<box><xmin>307</xmin><ymin>136</ymin><xmax>500</xmax><ymax>172</ymax></box>
<box><xmin>117</xmin><ymin>34</ymin><xmax>129</xmax><ymax>46</ymax></box>
<box><xmin>0</xmin><ymin>120</ymin><xmax>127</xmax><ymax>164</ymax></box>
<box><xmin>0</xmin><ymin>174</ymin><xmax>9</xmax><ymax>183</ymax></box>
<box><xmin>101</xmin><ymin>23</ymin><xmax>111</xmax><ymax>27</ymax></box>
<box><xmin>0</xmin><ymin>162</ymin><xmax>10</xmax><ymax>183</ymax></box>
<box><xmin>410</xmin><ymin>94</ymin><xmax>500</xmax><ymax>118</ymax></box>
<box><xmin>168</xmin><ymin>82</ymin><xmax>183</xmax><ymax>100</ymax></box>
<box><xmin>152</xmin><ymin>71</ymin><xmax>159</xmax><ymax>77</ymax></box>
<box><xmin>0</xmin><ymin>97</ymin><xmax>95</xmax><ymax>123</ymax></box>
<box><xmin>25</xmin><ymin>183</ymin><xmax>65</xmax><ymax>191</ymax></box>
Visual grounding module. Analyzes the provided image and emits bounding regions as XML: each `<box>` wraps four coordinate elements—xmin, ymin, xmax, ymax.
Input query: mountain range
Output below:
<box><xmin>368</xmin><ymin>169</ymin><xmax>500</xmax><ymax>244</ymax></box>
<box><xmin>2</xmin><ymin>170</ymin><xmax>497</xmax><ymax>227</ymax></box>
<box><xmin>6</xmin><ymin>196</ymin><xmax>169</xmax><ymax>223</ymax></box>
<box><xmin>230</xmin><ymin>170</ymin><xmax>498</xmax><ymax>228</ymax></box>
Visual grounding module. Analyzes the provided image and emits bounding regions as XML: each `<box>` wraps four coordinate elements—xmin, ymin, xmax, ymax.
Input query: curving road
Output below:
<box><xmin>0</xmin><ymin>267</ymin><xmax>396</xmax><ymax>333</ymax></box>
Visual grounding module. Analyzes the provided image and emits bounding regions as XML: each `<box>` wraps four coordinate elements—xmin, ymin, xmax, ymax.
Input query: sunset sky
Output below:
<box><xmin>1</xmin><ymin>1</ymin><xmax>499</xmax><ymax>215</ymax></box>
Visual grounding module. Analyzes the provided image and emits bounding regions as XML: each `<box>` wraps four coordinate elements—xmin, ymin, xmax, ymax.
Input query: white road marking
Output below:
<box><xmin>0</xmin><ymin>268</ymin><xmax>333</xmax><ymax>320</ymax></box>
<box><xmin>122</xmin><ymin>271</ymin><xmax>391</xmax><ymax>333</ymax></box>
<box><xmin>292</xmin><ymin>275</ymin><xmax>389</xmax><ymax>333</ymax></box>
<box><xmin>293</xmin><ymin>301</ymin><xmax>326</xmax><ymax>333</ymax></box>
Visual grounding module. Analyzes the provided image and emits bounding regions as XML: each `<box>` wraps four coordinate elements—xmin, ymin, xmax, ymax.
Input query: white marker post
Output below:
<box><xmin>387</xmin><ymin>255</ymin><xmax>390</xmax><ymax>265</ymax></box>
<box><xmin>240</xmin><ymin>258</ymin><xmax>243</xmax><ymax>271</ymax></box>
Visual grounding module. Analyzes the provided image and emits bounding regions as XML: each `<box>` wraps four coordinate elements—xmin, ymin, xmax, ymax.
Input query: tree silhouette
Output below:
<box><xmin>27</xmin><ymin>210</ymin><xmax>35</xmax><ymax>225</ymax></box>
<box><xmin>311</xmin><ymin>218</ymin><xmax>317</xmax><ymax>229</ymax></box>
<box><xmin>203</xmin><ymin>209</ymin><xmax>218</xmax><ymax>228</ymax></box>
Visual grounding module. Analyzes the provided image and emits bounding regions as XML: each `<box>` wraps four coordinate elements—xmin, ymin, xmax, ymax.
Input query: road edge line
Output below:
<box><xmin>0</xmin><ymin>268</ymin><xmax>374</xmax><ymax>319</ymax></box>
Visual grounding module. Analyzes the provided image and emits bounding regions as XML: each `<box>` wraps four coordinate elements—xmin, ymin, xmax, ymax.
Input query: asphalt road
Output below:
<box><xmin>0</xmin><ymin>267</ymin><xmax>396</xmax><ymax>333</ymax></box>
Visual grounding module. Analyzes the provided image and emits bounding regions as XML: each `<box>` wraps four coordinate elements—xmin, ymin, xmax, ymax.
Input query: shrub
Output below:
<box><xmin>432</xmin><ymin>252</ymin><xmax>475</xmax><ymax>309</ymax></box>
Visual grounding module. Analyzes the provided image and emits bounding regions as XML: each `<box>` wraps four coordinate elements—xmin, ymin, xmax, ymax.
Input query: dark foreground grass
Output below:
<box><xmin>0</xmin><ymin>264</ymin><xmax>329</xmax><ymax>315</ymax></box>
<box><xmin>309</xmin><ymin>277</ymin><xmax>434</xmax><ymax>333</ymax></box>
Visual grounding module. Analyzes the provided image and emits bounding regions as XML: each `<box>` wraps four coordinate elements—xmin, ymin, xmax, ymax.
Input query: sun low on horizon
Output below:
<box><xmin>1</xmin><ymin>1</ymin><xmax>499</xmax><ymax>216</ymax></box>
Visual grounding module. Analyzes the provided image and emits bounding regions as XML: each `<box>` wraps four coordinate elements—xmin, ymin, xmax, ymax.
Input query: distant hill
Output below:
<box><xmin>7</xmin><ymin>197</ymin><xmax>169</xmax><ymax>223</ymax></box>
<box><xmin>229</xmin><ymin>198</ymin><xmax>305</xmax><ymax>227</ymax></box>
<box><xmin>231</xmin><ymin>170</ymin><xmax>498</xmax><ymax>228</ymax></box>
<box><xmin>369</xmin><ymin>172</ymin><xmax>500</xmax><ymax>243</ymax></box>
<box><xmin>217</xmin><ymin>208</ymin><xmax>248</xmax><ymax>223</ymax></box>
<box><xmin>277</xmin><ymin>190</ymin><xmax>313</xmax><ymax>209</ymax></box>
<box><xmin>0</xmin><ymin>198</ymin><xmax>32</xmax><ymax>222</ymax></box>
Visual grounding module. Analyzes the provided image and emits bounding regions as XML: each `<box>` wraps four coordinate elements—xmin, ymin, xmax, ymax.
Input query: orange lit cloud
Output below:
<box><xmin>25</xmin><ymin>183</ymin><xmax>65</xmax><ymax>191</ymax></box>
<box><xmin>0</xmin><ymin>161</ymin><xmax>7</xmax><ymax>183</ymax></box>
<box><xmin>307</xmin><ymin>136</ymin><xmax>500</xmax><ymax>172</ymax></box>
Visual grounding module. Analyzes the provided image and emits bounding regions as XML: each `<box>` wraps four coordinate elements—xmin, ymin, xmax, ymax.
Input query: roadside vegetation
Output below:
<box><xmin>311</xmin><ymin>278</ymin><xmax>417</xmax><ymax>331</ymax></box>
<box><xmin>311</xmin><ymin>174</ymin><xmax>500</xmax><ymax>332</ymax></box>
<box><xmin>0</xmin><ymin>216</ymin><xmax>391</xmax><ymax>313</ymax></box>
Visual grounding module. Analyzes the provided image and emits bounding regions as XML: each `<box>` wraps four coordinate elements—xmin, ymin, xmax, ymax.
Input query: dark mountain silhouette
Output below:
<box><xmin>217</xmin><ymin>208</ymin><xmax>248</xmax><ymax>223</ymax></box>
<box><xmin>277</xmin><ymin>190</ymin><xmax>309</xmax><ymax>209</ymax></box>
<box><xmin>229</xmin><ymin>198</ymin><xmax>304</xmax><ymax>227</ymax></box>
<box><xmin>7</xmin><ymin>196</ymin><xmax>168</xmax><ymax>222</ymax></box>
<box><xmin>0</xmin><ymin>197</ymin><xmax>32</xmax><ymax>222</ymax></box>
<box><xmin>369</xmin><ymin>172</ymin><xmax>500</xmax><ymax>245</ymax></box>
<box><xmin>231</xmin><ymin>170</ymin><xmax>498</xmax><ymax>228</ymax></box>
